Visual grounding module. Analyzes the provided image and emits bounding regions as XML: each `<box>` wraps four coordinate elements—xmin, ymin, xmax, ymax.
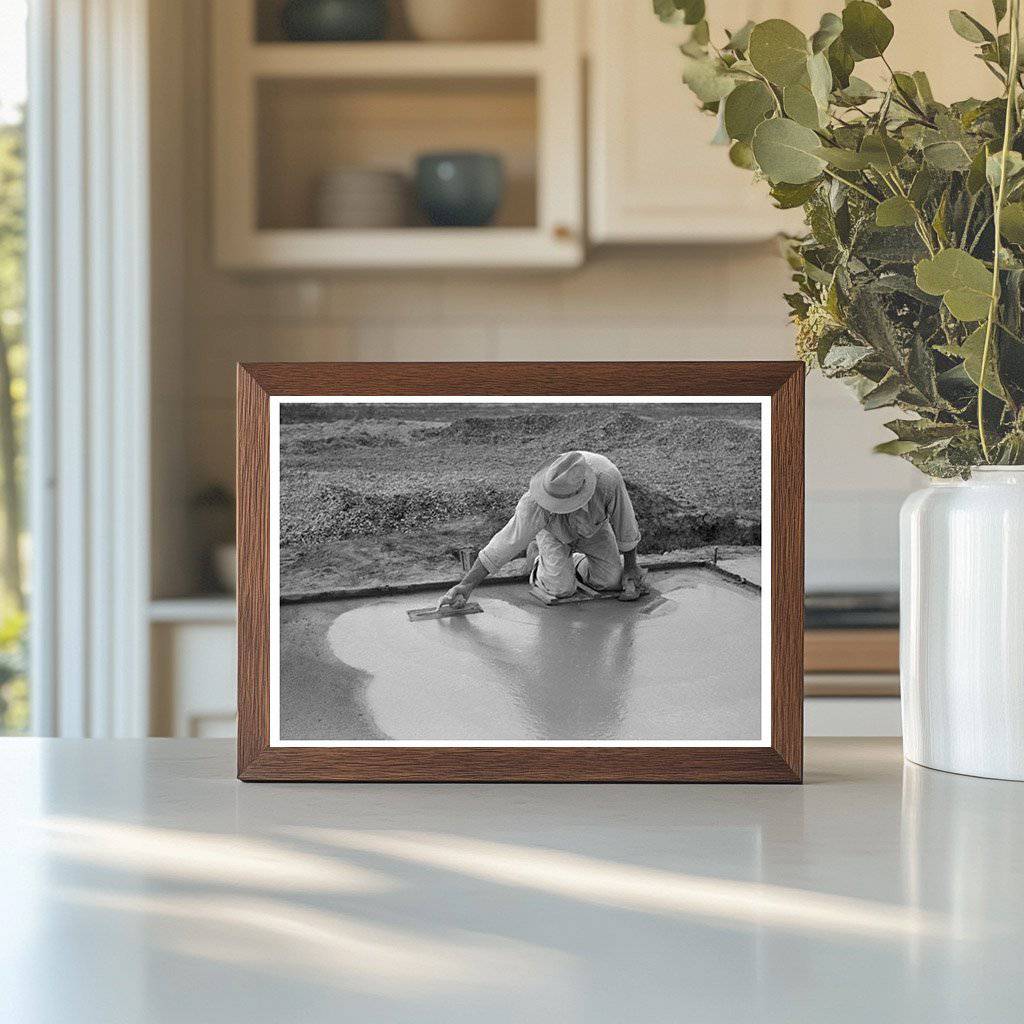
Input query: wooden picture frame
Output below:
<box><xmin>237</xmin><ymin>362</ymin><xmax>804</xmax><ymax>782</ymax></box>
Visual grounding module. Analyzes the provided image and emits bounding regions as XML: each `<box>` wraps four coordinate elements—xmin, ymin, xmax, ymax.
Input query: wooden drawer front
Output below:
<box><xmin>804</xmin><ymin>629</ymin><xmax>899</xmax><ymax>674</ymax></box>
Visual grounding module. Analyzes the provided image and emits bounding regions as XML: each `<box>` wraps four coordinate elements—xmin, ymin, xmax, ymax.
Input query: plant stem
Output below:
<box><xmin>996</xmin><ymin>317</ymin><xmax>1024</xmax><ymax>344</ymax></box>
<box><xmin>750</xmin><ymin>69</ymin><xmax>783</xmax><ymax>116</ymax></box>
<box><xmin>880</xmin><ymin>54</ymin><xmax>929</xmax><ymax>119</ymax></box>
<box><xmin>821</xmin><ymin>167</ymin><xmax>879</xmax><ymax>203</ymax></box>
<box><xmin>979</xmin><ymin>0</ymin><xmax>1021</xmax><ymax>463</ymax></box>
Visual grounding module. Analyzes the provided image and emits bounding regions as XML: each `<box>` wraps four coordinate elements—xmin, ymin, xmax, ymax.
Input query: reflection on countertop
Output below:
<box><xmin>1</xmin><ymin>738</ymin><xmax>1022</xmax><ymax>1022</ymax></box>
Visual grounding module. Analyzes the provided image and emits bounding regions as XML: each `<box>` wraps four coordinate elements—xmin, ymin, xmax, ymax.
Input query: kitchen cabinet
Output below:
<box><xmin>588</xmin><ymin>1</ymin><xmax>812</xmax><ymax>243</ymax></box>
<box><xmin>212</xmin><ymin>0</ymin><xmax>584</xmax><ymax>269</ymax></box>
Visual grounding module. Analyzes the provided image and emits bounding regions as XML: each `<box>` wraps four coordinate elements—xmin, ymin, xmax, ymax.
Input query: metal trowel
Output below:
<box><xmin>406</xmin><ymin>601</ymin><xmax>484</xmax><ymax>622</ymax></box>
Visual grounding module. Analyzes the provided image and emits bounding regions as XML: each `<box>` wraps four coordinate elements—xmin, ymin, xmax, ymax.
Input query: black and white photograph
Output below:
<box><xmin>270</xmin><ymin>397</ymin><xmax>770</xmax><ymax>746</ymax></box>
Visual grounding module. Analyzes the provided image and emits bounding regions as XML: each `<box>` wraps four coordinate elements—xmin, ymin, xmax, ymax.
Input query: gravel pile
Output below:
<box><xmin>624</xmin><ymin>478</ymin><xmax>760</xmax><ymax>552</ymax></box>
<box><xmin>281</xmin><ymin>479</ymin><xmax>518</xmax><ymax>546</ymax></box>
<box><xmin>418</xmin><ymin>413</ymin><xmax>565</xmax><ymax>443</ymax></box>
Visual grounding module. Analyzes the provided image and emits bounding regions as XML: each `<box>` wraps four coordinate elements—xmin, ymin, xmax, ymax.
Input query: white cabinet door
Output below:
<box><xmin>588</xmin><ymin>1</ymin><xmax>814</xmax><ymax>243</ymax></box>
<box><xmin>587</xmin><ymin>1</ymin><xmax>999</xmax><ymax>244</ymax></box>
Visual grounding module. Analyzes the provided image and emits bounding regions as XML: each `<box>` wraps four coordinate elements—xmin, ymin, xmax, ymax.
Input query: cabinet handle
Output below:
<box><xmin>552</xmin><ymin>224</ymin><xmax>574</xmax><ymax>241</ymax></box>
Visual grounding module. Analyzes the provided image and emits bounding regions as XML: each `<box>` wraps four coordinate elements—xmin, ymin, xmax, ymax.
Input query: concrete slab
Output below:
<box><xmin>279</xmin><ymin>566</ymin><xmax>762</xmax><ymax>743</ymax></box>
<box><xmin>719</xmin><ymin>552</ymin><xmax>762</xmax><ymax>586</ymax></box>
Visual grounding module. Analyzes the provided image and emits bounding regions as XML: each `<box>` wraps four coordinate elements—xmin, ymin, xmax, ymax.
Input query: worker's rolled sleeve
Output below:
<box><xmin>478</xmin><ymin>495</ymin><xmax>545</xmax><ymax>573</ymax></box>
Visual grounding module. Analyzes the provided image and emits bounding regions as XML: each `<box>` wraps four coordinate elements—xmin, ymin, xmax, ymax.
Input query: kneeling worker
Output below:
<box><xmin>440</xmin><ymin>450</ymin><xmax>646</xmax><ymax>608</ymax></box>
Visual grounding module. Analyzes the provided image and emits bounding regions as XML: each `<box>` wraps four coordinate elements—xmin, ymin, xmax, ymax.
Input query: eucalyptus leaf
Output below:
<box><xmin>653</xmin><ymin>0</ymin><xmax>677</xmax><ymax>24</ymax></box>
<box><xmin>874</xmin><ymin>439</ymin><xmax>921</xmax><ymax>455</ymax></box>
<box><xmin>847</xmin><ymin>285</ymin><xmax>910</xmax><ymax>371</ymax></box>
<box><xmin>690</xmin><ymin>19</ymin><xmax>710</xmax><ymax>45</ymax></box>
<box><xmin>912</xmin><ymin>71</ymin><xmax>935</xmax><ymax>105</ymax></box>
<box><xmin>986</xmin><ymin>150</ymin><xmax>1024</xmax><ymax>190</ymax></box>
<box><xmin>959</xmin><ymin>324</ymin><xmax>1007</xmax><ymax>398</ymax></box>
<box><xmin>711</xmin><ymin>106</ymin><xmax>731</xmax><ymax>145</ymax></box>
<box><xmin>862</xmin><ymin>375</ymin><xmax>902</xmax><ymax>409</ymax></box>
<box><xmin>932</xmin><ymin>190</ymin><xmax>951</xmax><ymax>246</ymax></box>
<box><xmin>783</xmin><ymin>83</ymin><xmax>822</xmax><ymax>129</ymax></box>
<box><xmin>909</xmin><ymin>165</ymin><xmax>937</xmax><ymax>205</ymax></box>
<box><xmin>807</xmin><ymin>51</ymin><xmax>833</xmax><ymax>111</ymax></box>
<box><xmin>855</xmin><ymin>225</ymin><xmax>929</xmax><ymax>263</ymax></box>
<box><xmin>827</xmin><ymin>35</ymin><xmax>855</xmax><ymax>89</ymax></box>
<box><xmin>915</xmin><ymin>249</ymin><xmax>994</xmax><ymax>321</ymax></box>
<box><xmin>815</xmin><ymin>146</ymin><xmax>872</xmax><ymax>170</ymax></box>
<box><xmin>682</xmin><ymin>55</ymin><xmax>737</xmax><ymax>103</ymax></box>
<box><xmin>967</xmin><ymin>143</ymin><xmax>993</xmax><ymax>193</ymax></box>
<box><xmin>723</xmin><ymin>81</ymin><xmax>775</xmax><ymax>144</ymax></box>
<box><xmin>876</xmin><ymin>196</ymin><xmax>918</xmax><ymax>228</ymax></box>
<box><xmin>836</xmin><ymin>76</ymin><xmax>877</xmax><ymax>105</ymax></box>
<box><xmin>923</xmin><ymin>140</ymin><xmax>973</xmax><ymax>171</ymax></box>
<box><xmin>653</xmin><ymin>0</ymin><xmax>705</xmax><ymax>25</ymax></box>
<box><xmin>885</xmin><ymin>419</ymin><xmax>963</xmax><ymax>443</ymax></box>
<box><xmin>724</xmin><ymin>20</ymin><xmax>755</xmax><ymax>53</ymax></box>
<box><xmin>752</xmin><ymin>117</ymin><xmax>827</xmax><ymax>184</ymax></box>
<box><xmin>893</xmin><ymin>72</ymin><xmax>920</xmax><ymax>101</ymax></box>
<box><xmin>810</xmin><ymin>12</ymin><xmax>843</xmax><ymax>54</ymax></box>
<box><xmin>822</xmin><ymin>342</ymin><xmax>874</xmax><ymax>373</ymax></box>
<box><xmin>842</xmin><ymin>1</ymin><xmax>894</xmax><ymax>60</ymax></box>
<box><xmin>908</xmin><ymin>334</ymin><xmax>941</xmax><ymax>402</ymax></box>
<box><xmin>681</xmin><ymin>0</ymin><xmax>705</xmax><ymax>25</ymax></box>
<box><xmin>999</xmin><ymin>202</ymin><xmax>1024</xmax><ymax>242</ymax></box>
<box><xmin>729</xmin><ymin>140</ymin><xmax>758</xmax><ymax>170</ymax></box>
<box><xmin>748</xmin><ymin>19</ymin><xmax>810</xmax><ymax>87</ymax></box>
<box><xmin>860</xmin><ymin>133</ymin><xmax>905</xmax><ymax>173</ymax></box>
<box><xmin>770</xmin><ymin>179</ymin><xmax>820</xmax><ymax>209</ymax></box>
<box><xmin>948</xmin><ymin>10</ymin><xmax>993</xmax><ymax>44</ymax></box>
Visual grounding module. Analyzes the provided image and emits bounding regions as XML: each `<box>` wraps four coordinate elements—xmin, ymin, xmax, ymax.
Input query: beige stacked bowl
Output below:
<box><xmin>315</xmin><ymin>167</ymin><xmax>409</xmax><ymax>229</ymax></box>
<box><xmin>403</xmin><ymin>0</ymin><xmax>534</xmax><ymax>41</ymax></box>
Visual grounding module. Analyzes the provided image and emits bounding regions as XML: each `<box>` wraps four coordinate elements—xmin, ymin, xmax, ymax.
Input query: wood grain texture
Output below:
<box><xmin>769</xmin><ymin>365</ymin><xmax>804</xmax><ymax>782</ymax></box>
<box><xmin>236</xmin><ymin>361</ymin><xmax>805</xmax><ymax>783</ymax></box>
<box><xmin>236</xmin><ymin>366</ymin><xmax>270</xmax><ymax>777</ymax></box>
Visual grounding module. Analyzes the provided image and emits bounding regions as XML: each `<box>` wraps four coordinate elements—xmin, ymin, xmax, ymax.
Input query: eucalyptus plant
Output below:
<box><xmin>658</xmin><ymin>0</ymin><xmax>1024</xmax><ymax>474</ymax></box>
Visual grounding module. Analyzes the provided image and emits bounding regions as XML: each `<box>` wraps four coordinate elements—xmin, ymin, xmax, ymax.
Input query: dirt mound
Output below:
<box><xmin>625</xmin><ymin>478</ymin><xmax>760</xmax><ymax>552</ymax></box>
<box><xmin>419</xmin><ymin>413</ymin><xmax>565</xmax><ymax>444</ymax></box>
<box><xmin>280</xmin><ymin>478</ymin><xmax>518</xmax><ymax>546</ymax></box>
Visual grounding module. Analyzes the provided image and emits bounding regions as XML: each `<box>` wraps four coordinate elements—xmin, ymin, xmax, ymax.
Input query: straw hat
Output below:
<box><xmin>529</xmin><ymin>451</ymin><xmax>597</xmax><ymax>514</ymax></box>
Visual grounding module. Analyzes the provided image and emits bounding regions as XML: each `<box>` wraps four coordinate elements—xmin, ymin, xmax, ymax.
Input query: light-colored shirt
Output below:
<box><xmin>478</xmin><ymin>451</ymin><xmax>641</xmax><ymax>573</ymax></box>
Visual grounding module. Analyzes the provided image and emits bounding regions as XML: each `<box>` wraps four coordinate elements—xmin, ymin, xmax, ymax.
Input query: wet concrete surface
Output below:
<box><xmin>279</xmin><ymin>566</ymin><xmax>762</xmax><ymax>743</ymax></box>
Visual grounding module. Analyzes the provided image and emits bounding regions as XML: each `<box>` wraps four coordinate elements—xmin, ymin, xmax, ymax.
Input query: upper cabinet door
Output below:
<box><xmin>587</xmin><ymin>1</ymin><xmax>1002</xmax><ymax>245</ymax></box>
<box><xmin>588</xmin><ymin>1</ymin><xmax>812</xmax><ymax>243</ymax></box>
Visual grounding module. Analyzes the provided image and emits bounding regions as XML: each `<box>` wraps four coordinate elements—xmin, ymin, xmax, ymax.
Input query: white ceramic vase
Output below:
<box><xmin>900</xmin><ymin>467</ymin><xmax>1024</xmax><ymax>780</ymax></box>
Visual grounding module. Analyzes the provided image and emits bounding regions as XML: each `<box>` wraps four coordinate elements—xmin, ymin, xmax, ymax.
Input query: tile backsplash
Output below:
<box><xmin>174</xmin><ymin>247</ymin><xmax>918</xmax><ymax>594</ymax></box>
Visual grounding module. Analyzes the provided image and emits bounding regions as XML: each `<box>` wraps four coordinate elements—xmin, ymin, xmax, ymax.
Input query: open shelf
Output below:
<box><xmin>221</xmin><ymin>227</ymin><xmax>579</xmax><ymax>269</ymax></box>
<box><xmin>249</xmin><ymin>42</ymin><xmax>544</xmax><ymax>78</ymax></box>
<box><xmin>254</xmin><ymin>0</ymin><xmax>538</xmax><ymax>45</ymax></box>
<box><xmin>213</xmin><ymin>0</ymin><xmax>581</xmax><ymax>268</ymax></box>
<box><xmin>257</xmin><ymin>76</ymin><xmax>537</xmax><ymax>232</ymax></box>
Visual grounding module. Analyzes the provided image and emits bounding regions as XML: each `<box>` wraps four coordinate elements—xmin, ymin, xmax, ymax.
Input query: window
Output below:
<box><xmin>0</xmin><ymin>0</ymin><xmax>28</xmax><ymax>734</ymax></box>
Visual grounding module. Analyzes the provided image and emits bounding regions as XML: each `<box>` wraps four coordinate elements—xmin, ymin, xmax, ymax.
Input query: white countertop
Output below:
<box><xmin>2</xmin><ymin>738</ymin><xmax>1021</xmax><ymax>1023</ymax></box>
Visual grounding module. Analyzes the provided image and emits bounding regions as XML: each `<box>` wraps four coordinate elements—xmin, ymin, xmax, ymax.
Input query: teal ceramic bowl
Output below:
<box><xmin>415</xmin><ymin>152</ymin><xmax>505</xmax><ymax>228</ymax></box>
<box><xmin>280</xmin><ymin>0</ymin><xmax>388</xmax><ymax>42</ymax></box>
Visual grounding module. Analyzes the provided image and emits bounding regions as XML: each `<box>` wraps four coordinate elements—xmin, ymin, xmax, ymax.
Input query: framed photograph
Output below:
<box><xmin>237</xmin><ymin>362</ymin><xmax>804</xmax><ymax>782</ymax></box>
